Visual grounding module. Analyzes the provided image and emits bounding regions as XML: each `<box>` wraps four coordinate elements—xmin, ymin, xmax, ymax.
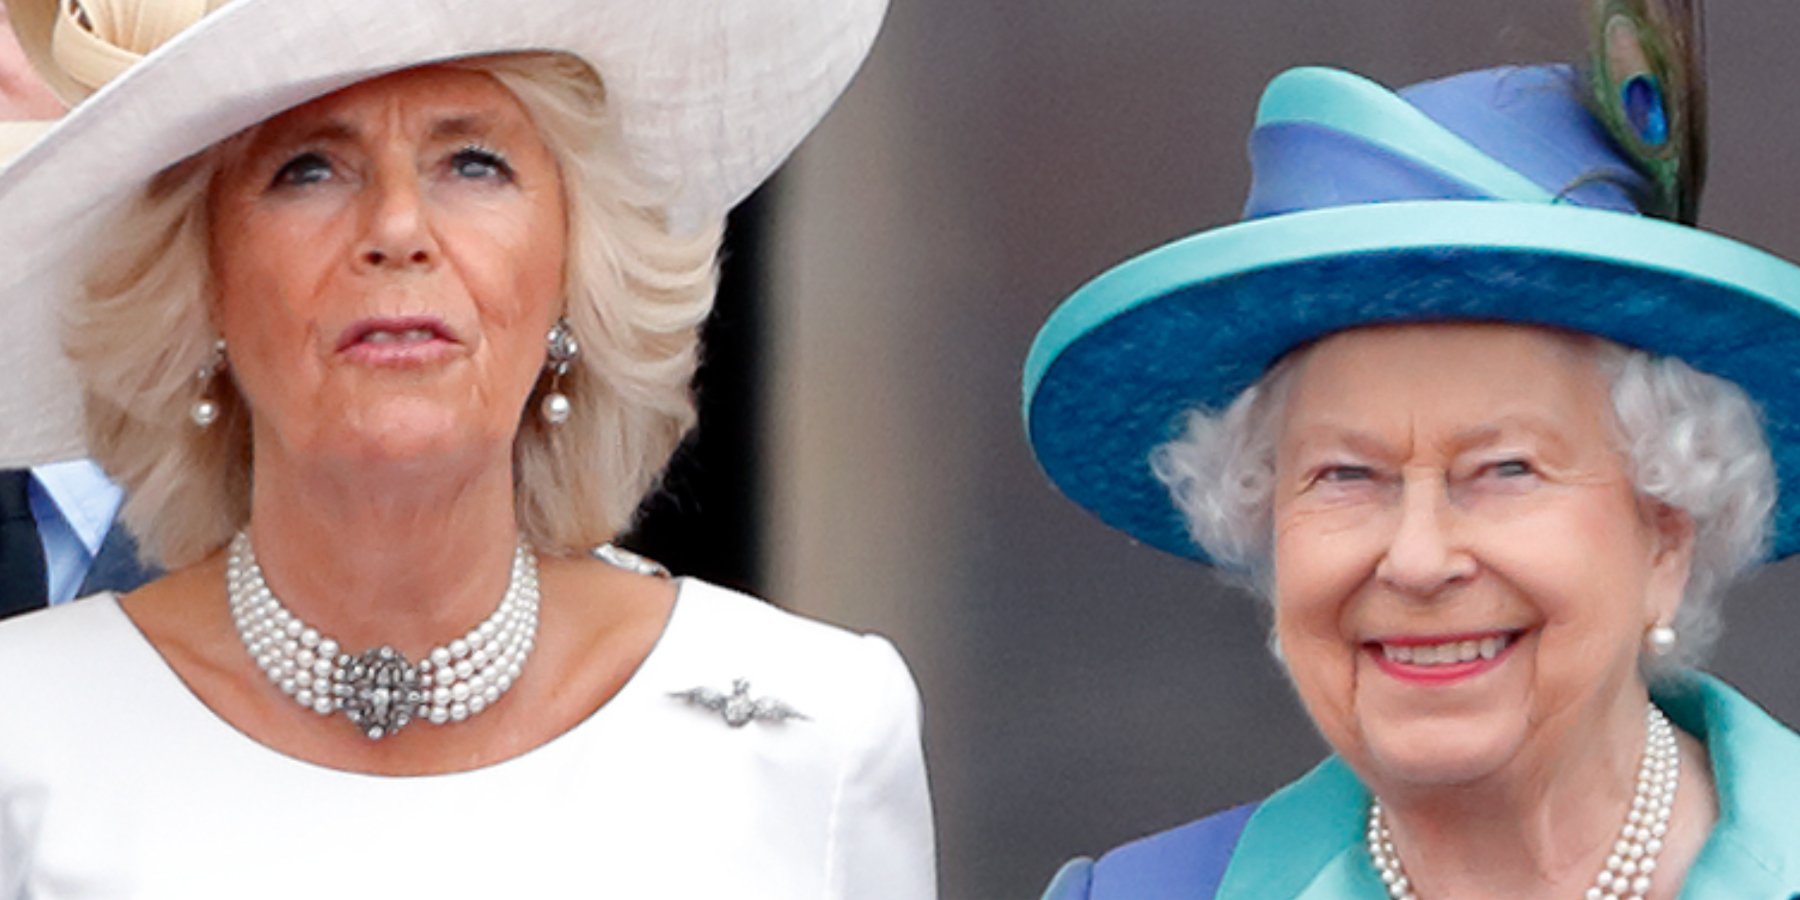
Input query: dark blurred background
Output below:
<box><xmin>624</xmin><ymin>187</ymin><xmax>775</xmax><ymax>598</ymax></box>
<box><xmin>633</xmin><ymin>3</ymin><xmax>1800</xmax><ymax>898</ymax></box>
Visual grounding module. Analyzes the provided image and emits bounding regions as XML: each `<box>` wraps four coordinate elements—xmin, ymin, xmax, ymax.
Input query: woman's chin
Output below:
<box><xmin>310</xmin><ymin>400</ymin><xmax>510</xmax><ymax>471</ymax></box>
<box><xmin>1358</xmin><ymin>715</ymin><xmax>1528</xmax><ymax>789</ymax></box>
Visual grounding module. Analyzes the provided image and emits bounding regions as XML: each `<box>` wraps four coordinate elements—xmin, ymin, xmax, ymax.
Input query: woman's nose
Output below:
<box><xmin>1375</xmin><ymin>475</ymin><xmax>1475</xmax><ymax>597</ymax></box>
<box><xmin>354</xmin><ymin>166</ymin><xmax>439</xmax><ymax>271</ymax></box>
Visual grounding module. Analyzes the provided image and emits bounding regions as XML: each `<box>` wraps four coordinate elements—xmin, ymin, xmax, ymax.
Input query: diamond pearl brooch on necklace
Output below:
<box><xmin>1366</xmin><ymin>703</ymin><xmax>1680</xmax><ymax>900</ymax></box>
<box><xmin>227</xmin><ymin>531</ymin><xmax>541</xmax><ymax>740</ymax></box>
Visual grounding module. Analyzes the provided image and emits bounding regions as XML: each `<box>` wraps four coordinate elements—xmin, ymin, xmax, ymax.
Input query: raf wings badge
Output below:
<box><xmin>670</xmin><ymin>678</ymin><xmax>809</xmax><ymax>728</ymax></box>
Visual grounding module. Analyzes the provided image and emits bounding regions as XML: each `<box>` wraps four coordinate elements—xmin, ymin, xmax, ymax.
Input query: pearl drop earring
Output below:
<box><xmin>1646</xmin><ymin>623</ymin><xmax>1678</xmax><ymax>657</ymax></box>
<box><xmin>540</xmin><ymin>318</ymin><xmax>578</xmax><ymax>426</ymax></box>
<box><xmin>190</xmin><ymin>338</ymin><xmax>227</xmax><ymax>428</ymax></box>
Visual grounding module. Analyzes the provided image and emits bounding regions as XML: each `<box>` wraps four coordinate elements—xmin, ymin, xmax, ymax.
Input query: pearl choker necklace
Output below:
<box><xmin>1367</xmin><ymin>703</ymin><xmax>1679</xmax><ymax>900</ymax></box>
<box><xmin>227</xmin><ymin>531</ymin><xmax>541</xmax><ymax>741</ymax></box>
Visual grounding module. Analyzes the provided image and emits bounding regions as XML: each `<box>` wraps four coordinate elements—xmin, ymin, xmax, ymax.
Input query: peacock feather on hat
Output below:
<box><xmin>1587</xmin><ymin>0</ymin><xmax>1706</xmax><ymax>223</ymax></box>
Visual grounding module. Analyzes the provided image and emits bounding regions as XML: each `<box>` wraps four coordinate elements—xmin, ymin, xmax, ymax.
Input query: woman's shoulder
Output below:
<box><xmin>652</xmin><ymin>578</ymin><xmax>922</xmax><ymax>733</ymax></box>
<box><xmin>1043</xmin><ymin>804</ymin><xmax>1259</xmax><ymax>900</ymax></box>
<box><xmin>0</xmin><ymin>594</ymin><xmax>133</xmax><ymax>674</ymax></box>
<box><xmin>0</xmin><ymin>595</ymin><xmax>145</xmax><ymax>753</ymax></box>
<box><xmin>669</xmin><ymin>578</ymin><xmax>909</xmax><ymax>669</ymax></box>
<box><xmin>1660</xmin><ymin>673</ymin><xmax>1800</xmax><ymax>882</ymax></box>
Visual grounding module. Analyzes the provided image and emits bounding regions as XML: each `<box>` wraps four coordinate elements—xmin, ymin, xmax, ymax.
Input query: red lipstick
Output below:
<box><xmin>1366</xmin><ymin>630</ymin><xmax>1521</xmax><ymax>686</ymax></box>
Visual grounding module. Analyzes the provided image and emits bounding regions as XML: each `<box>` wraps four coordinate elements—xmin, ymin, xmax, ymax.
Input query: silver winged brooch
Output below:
<box><xmin>669</xmin><ymin>678</ymin><xmax>809</xmax><ymax>728</ymax></box>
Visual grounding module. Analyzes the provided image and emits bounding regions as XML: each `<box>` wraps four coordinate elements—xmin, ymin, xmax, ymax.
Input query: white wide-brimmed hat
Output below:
<box><xmin>0</xmin><ymin>0</ymin><xmax>886</xmax><ymax>467</ymax></box>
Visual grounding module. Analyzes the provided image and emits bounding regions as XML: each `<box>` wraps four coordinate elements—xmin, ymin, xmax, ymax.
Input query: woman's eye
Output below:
<box><xmin>271</xmin><ymin>151</ymin><xmax>333</xmax><ymax>188</ymax></box>
<box><xmin>450</xmin><ymin>147</ymin><xmax>514</xmax><ymax>182</ymax></box>
<box><xmin>1317</xmin><ymin>465</ymin><xmax>1375</xmax><ymax>484</ymax></box>
<box><xmin>1488</xmin><ymin>459</ymin><xmax>1535</xmax><ymax>478</ymax></box>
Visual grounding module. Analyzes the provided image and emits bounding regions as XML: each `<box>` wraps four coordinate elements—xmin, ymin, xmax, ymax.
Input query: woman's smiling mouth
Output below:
<box><xmin>1367</xmin><ymin>630</ymin><xmax>1525</xmax><ymax>683</ymax></box>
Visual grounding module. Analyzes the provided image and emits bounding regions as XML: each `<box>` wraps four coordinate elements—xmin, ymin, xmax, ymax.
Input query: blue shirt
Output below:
<box><xmin>24</xmin><ymin>460</ymin><xmax>124</xmax><ymax>607</ymax></box>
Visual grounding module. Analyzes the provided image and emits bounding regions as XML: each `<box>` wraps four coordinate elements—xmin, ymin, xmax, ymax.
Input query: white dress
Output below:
<box><xmin>0</xmin><ymin>580</ymin><xmax>936</xmax><ymax>899</ymax></box>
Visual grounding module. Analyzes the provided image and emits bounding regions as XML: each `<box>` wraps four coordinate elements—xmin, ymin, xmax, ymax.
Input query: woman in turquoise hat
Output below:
<box><xmin>1028</xmin><ymin>4</ymin><xmax>1800</xmax><ymax>898</ymax></box>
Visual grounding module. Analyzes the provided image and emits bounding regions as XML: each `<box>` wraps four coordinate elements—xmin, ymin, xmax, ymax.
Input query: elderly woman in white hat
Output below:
<box><xmin>0</xmin><ymin>0</ymin><xmax>934</xmax><ymax>896</ymax></box>
<box><xmin>1029</xmin><ymin>8</ymin><xmax>1800</xmax><ymax>900</ymax></box>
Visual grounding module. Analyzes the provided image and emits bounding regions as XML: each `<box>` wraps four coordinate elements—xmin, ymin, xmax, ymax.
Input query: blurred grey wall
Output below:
<box><xmin>765</xmin><ymin>3</ymin><xmax>1800</xmax><ymax>898</ymax></box>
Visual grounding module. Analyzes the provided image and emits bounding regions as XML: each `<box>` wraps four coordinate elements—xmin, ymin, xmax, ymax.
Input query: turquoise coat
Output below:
<box><xmin>1046</xmin><ymin>674</ymin><xmax>1800</xmax><ymax>899</ymax></box>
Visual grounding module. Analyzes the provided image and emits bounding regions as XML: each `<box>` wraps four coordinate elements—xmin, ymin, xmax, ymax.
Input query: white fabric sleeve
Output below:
<box><xmin>822</xmin><ymin>634</ymin><xmax>937</xmax><ymax>900</ymax></box>
<box><xmin>0</xmin><ymin>784</ymin><xmax>44</xmax><ymax>900</ymax></box>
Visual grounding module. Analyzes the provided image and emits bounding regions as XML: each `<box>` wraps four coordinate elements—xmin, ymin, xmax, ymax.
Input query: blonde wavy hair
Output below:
<box><xmin>65</xmin><ymin>52</ymin><xmax>723</xmax><ymax>568</ymax></box>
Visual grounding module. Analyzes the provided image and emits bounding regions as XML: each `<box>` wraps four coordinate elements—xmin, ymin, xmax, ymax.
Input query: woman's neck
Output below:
<box><xmin>1372</xmin><ymin>688</ymin><xmax>1716</xmax><ymax>899</ymax></box>
<box><xmin>242</xmin><ymin>446</ymin><xmax>524</xmax><ymax>659</ymax></box>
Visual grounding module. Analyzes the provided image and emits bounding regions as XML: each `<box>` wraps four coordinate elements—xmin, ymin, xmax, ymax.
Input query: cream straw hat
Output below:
<box><xmin>0</xmin><ymin>0</ymin><xmax>885</xmax><ymax>466</ymax></box>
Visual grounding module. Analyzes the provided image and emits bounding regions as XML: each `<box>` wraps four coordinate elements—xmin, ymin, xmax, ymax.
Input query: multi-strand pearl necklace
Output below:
<box><xmin>227</xmin><ymin>531</ymin><xmax>541</xmax><ymax>740</ymax></box>
<box><xmin>1367</xmin><ymin>703</ymin><xmax>1680</xmax><ymax>900</ymax></box>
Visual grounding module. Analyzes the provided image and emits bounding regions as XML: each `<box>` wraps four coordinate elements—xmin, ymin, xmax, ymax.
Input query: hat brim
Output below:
<box><xmin>1025</xmin><ymin>200</ymin><xmax>1800</xmax><ymax>562</ymax></box>
<box><xmin>0</xmin><ymin>0</ymin><xmax>884</xmax><ymax>467</ymax></box>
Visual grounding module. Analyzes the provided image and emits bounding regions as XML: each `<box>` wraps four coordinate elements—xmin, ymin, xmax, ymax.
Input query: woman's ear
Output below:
<box><xmin>1644</xmin><ymin>499</ymin><xmax>1696</xmax><ymax>624</ymax></box>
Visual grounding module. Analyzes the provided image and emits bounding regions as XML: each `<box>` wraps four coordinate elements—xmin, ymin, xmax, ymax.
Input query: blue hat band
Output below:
<box><xmin>1244</xmin><ymin>123</ymin><xmax>1495</xmax><ymax>219</ymax></box>
<box><xmin>1245</xmin><ymin>66</ymin><xmax>1647</xmax><ymax>220</ymax></box>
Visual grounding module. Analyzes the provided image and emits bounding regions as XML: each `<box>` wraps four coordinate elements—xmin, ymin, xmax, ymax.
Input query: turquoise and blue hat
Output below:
<box><xmin>1023</xmin><ymin>65</ymin><xmax>1800</xmax><ymax>563</ymax></box>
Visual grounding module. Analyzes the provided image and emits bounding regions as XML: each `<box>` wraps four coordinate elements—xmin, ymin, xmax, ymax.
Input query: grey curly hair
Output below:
<box><xmin>64</xmin><ymin>52</ymin><xmax>722</xmax><ymax>568</ymax></box>
<box><xmin>1150</xmin><ymin>334</ymin><xmax>1776</xmax><ymax>670</ymax></box>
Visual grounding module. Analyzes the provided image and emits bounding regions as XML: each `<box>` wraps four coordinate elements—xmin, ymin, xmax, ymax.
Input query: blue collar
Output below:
<box><xmin>28</xmin><ymin>459</ymin><xmax>123</xmax><ymax>557</ymax></box>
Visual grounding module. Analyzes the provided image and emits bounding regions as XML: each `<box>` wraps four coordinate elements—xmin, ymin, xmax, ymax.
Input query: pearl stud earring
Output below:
<box><xmin>1646</xmin><ymin>623</ymin><xmax>1678</xmax><ymax>657</ymax></box>
<box><xmin>540</xmin><ymin>318</ymin><xmax>578</xmax><ymax>426</ymax></box>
